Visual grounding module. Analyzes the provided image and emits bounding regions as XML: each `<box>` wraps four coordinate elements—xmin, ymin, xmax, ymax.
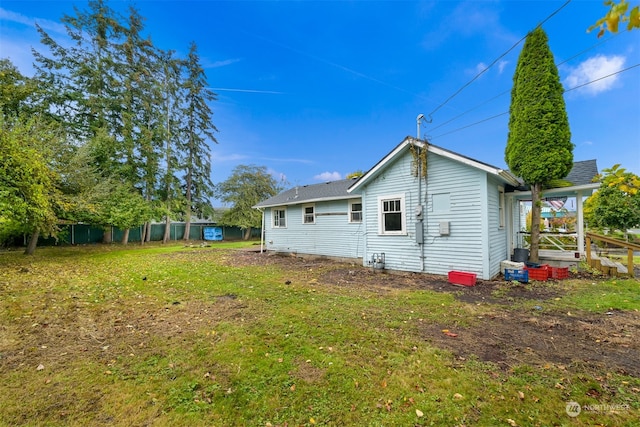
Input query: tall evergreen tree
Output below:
<box><xmin>33</xmin><ymin>0</ymin><xmax>164</xmax><ymax>245</ymax></box>
<box><xmin>158</xmin><ymin>51</ymin><xmax>185</xmax><ymax>243</ymax></box>
<box><xmin>179</xmin><ymin>41</ymin><xmax>218</xmax><ymax>240</ymax></box>
<box><xmin>505</xmin><ymin>27</ymin><xmax>573</xmax><ymax>262</ymax></box>
<box><xmin>33</xmin><ymin>0</ymin><xmax>124</xmax><ymax>143</ymax></box>
<box><xmin>117</xmin><ymin>6</ymin><xmax>162</xmax><ymax>244</ymax></box>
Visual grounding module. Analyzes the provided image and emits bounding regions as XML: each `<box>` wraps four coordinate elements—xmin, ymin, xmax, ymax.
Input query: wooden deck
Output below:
<box><xmin>537</xmin><ymin>250</ymin><xmax>632</xmax><ymax>276</ymax></box>
<box><xmin>538</xmin><ymin>249</ymin><xmax>581</xmax><ymax>269</ymax></box>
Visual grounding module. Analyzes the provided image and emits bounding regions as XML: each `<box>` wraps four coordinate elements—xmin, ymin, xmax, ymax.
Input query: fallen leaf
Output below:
<box><xmin>36</xmin><ymin>364</ymin><xmax>45</xmax><ymax>371</ymax></box>
<box><xmin>507</xmin><ymin>419</ymin><xmax>518</xmax><ymax>427</ymax></box>
<box><xmin>290</xmin><ymin>384</ymin><xmax>296</xmax><ymax>391</ymax></box>
<box><xmin>416</xmin><ymin>409</ymin><xmax>424</xmax><ymax>417</ymax></box>
<box><xmin>518</xmin><ymin>391</ymin><xmax>525</xmax><ymax>400</ymax></box>
<box><xmin>309</xmin><ymin>417</ymin><xmax>316</xmax><ymax>424</ymax></box>
<box><xmin>444</xmin><ymin>332</ymin><xmax>458</xmax><ymax>337</ymax></box>
<box><xmin>453</xmin><ymin>393</ymin><xmax>463</xmax><ymax>400</ymax></box>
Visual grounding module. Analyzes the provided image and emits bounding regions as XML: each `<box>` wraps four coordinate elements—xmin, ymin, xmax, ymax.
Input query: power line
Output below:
<box><xmin>430</xmin><ymin>30</ymin><xmax>625</xmax><ymax>133</ymax></box>
<box><xmin>564</xmin><ymin>63</ymin><xmax>640</xmax><ymax>93</ymax></box>
<box><xmin>426</xmin><ymin>0</ymin><xmax>572</xmax><ymax>121</ymax></box>
<box><xmin>429</xmin><ymin>63</ymin><xmax>640</xmax><ymax>140</ymax></box>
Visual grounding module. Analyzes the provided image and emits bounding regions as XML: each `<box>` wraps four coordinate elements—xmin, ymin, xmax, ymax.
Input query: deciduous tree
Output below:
<box><xmin>585</xmin><ymin>165</ymin><xmax>640</xmax><ymax>233</ymax></box>
<box><xmin>215</xmin><ymin>165</ymin><xmax>283</xmax><ymax>240</ymax></box>
<box><xmin>589</xmin><ymin>0</ymin><xmax>640</xmax><ymax>37</ymax></box>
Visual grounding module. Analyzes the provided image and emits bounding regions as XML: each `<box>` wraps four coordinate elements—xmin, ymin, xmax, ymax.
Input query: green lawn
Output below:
<box><xmin>0</xmin><ymin>243</ymin><xmax>638</xmax><ymax>426</ymax></box>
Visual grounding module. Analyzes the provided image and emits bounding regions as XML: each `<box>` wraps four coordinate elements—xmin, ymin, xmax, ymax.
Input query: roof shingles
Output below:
<box><xmin>254</xmin><ymin>178</ymin><xmax>358</xmax><ymax>208</ymax></box>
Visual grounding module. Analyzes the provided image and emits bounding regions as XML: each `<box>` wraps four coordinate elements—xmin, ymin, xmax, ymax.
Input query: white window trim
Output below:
<box><xmin>348</xmin><ymin>199</ymin><xmax>363</xmax><ymax>223</ymax></box>
<box><xmin>377</xmin><ymin>193</ymin><xmax>406</xmax><ymax>235</ymax></box>
<box><xmin>302</xmin><ymin>204</ymin><xmax>315</xmax><ymax>224</ymax></box>
<box><xmin>498</xmin><ymin>186</ymin><xmax>505</xmax><ymax>229</ymax></box>
<box><xmin>273</xmin><ymin>207</ymin><xmax>287</xmax><ymax>228</ymax></box>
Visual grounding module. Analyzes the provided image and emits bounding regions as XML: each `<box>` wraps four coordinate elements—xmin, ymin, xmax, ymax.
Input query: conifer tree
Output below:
<box><xmin>505</xmin><ymin>27</ymin><xmax>573</xmax><ymax>262</ymax></box>
<box><xmin>180</xmin><ymin>41</ymin><xmax>218</xmax><ymax>240</ymax></box>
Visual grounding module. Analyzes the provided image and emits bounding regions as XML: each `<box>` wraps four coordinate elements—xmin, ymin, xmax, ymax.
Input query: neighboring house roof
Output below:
<box><xmin>254</xmin><ymin>178</ymin><xmax>359</xmax><ymax>208</ymax></box>
<box><xmin>348</xmin><ymin>136</ymin><xmax>521</xmax><ymax>193</ymax></box>
<box><xmin>565</xmin><ymin>159</ymin><xmax>598</xmax><ymax>186</ymax></box>
<box><xmin>510</xmin><ymin>159</ymin><xmax>599</xmax><ymax>193</ymax></box>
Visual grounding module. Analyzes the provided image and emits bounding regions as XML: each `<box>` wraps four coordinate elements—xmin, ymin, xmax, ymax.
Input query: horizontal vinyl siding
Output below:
<box><xmin>422</xmin><ymin>155</ymin><xmax>486</xmax><ymax>277</ymax></box>
<box><xmin>362</xmin><ymin>154</ymin><xmax>423</xmax><ymax>272</ymax></box>
<box><xmin>263</xmin><ymin>200</ymin><xmax>363</xmax><ymax>259</ymax></box>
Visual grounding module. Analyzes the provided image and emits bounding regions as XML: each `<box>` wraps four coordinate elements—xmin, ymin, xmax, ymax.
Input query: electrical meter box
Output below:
<box><xmin>439</xmin><ymin>221</ymin><xmax>450</xmax><ymax>236</ymax></box>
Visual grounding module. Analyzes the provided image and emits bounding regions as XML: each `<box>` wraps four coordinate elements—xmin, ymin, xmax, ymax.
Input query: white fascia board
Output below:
<box><xmin>256</xmin><ymin>195</ymin><xmax>353</xmax><ymax>208</ymax></box>
<box><xmin>426</xmin><ymin>144</ymin><xmax>520</xmax><ymax>186</ymax></box>
<box><xmin>348</xmin><ymin>139</ymin><xmax>412</xmax><ymax>193</ymax></box>
<box><xmin>509</xmin><ymin>183</ymin><xmax>600</xmax><ymax>198</ymax></box>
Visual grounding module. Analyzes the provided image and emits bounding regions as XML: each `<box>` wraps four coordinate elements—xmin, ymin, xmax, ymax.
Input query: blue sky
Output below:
<box><xmin>1</xmin><ymin>0</ymin><xmax>639</xmax><ymax>200</ymax></box>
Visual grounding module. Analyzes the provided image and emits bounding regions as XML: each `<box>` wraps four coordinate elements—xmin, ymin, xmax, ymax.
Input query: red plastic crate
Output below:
<box><xmin>525</xmin><ymin>266</ymin><xmax>549</xmax><ymax>281</ymax></box>
<box><xmin>549</xmin><ymin>266</ymin><xmax>569</xmax><ymax>280</ymax></box>
<box><xmin>448</xmin><ymin>271</ymin><xmax>477</xmax><ymax>287</ymax></box>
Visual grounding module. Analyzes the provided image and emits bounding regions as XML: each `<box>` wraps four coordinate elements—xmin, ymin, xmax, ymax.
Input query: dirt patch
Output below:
<box><xmin>424</xmin><ymin>310</ymin><xmax>639</xmax><ymax>376</ymax></box>
<box><xmin>222</xmin><ymin>250</ymin><xmax>640</xmax><ymax>377</ymax></box>
<box><xmin>1</xmin><ymin>296</ymin><xmax>245</xmax><ymax>371</ymax></box>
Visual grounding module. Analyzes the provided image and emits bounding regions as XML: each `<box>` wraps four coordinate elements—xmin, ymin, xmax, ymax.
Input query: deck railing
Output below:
<box><xmin>517</xmin><ymin>231</ymin><xmax>578</xmax><ymax>253</ymax></box>
<box><xmin>586</xmin><ymin>232</ymin><xmax>640</xmax><ymax>277</ymax></box>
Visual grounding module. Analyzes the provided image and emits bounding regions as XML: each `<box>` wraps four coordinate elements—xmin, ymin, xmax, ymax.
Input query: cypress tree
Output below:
<box><xmin>505</xmin><ymin>27</ymin><xmax>573</xmax><ymax>262</ymax></box>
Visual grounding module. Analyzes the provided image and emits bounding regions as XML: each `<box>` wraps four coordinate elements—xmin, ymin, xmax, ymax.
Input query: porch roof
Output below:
<box><xmin>508</xmin><ymin>159</ymin><xmax>599</xmax><ymax>199</ymax></box>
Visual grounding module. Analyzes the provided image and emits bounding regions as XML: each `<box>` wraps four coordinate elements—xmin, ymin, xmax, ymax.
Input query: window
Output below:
<box><xmin>273</xmin><ymin>208</ymin><xmax>286</xmax><ymax>228</ymax></box>
<box><xmin>498</xmin><ymin>186</ymin><xmax>505</xmax><ymax>229</ymax></box>
<box><xmin>378</xmin><ymin>194</ymin><xmax>406</xmax><ymax>235</ymax></box>
<box><xmin>349</xmin><ymin>200</ymin><xmax>362</xmax><ymax>223</ymax></box>
<box><xmin>303</xmin><ymin>204</ymin><xmax>315</xmax><ymax>224</ymax></box>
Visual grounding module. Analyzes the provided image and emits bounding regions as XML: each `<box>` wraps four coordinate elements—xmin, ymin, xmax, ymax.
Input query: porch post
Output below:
<box><xmin>576</xmin><ymin>191</ymin><xmax>585</xmax><ymax>255</ymax></box>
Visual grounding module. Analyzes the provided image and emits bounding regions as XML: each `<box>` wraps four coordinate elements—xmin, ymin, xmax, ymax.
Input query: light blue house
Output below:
<box><xmin>253</xmin><ymin>178</ymin><xmax>365</xmax><ymax>260</ymax></box>
<box><xmin>254</xmin><ymin>137</ymin><xmax>597</xmax><ymax>280</ymax></box>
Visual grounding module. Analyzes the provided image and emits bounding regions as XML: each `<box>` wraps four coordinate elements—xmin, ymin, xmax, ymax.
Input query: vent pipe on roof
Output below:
<box><xmin>417</xmin><ymin>114</ymin><xmax>425</xmax><ymax>140</ymax></box>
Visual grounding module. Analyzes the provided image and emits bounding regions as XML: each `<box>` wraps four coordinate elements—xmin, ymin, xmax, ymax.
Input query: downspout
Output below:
<box><xmin>259</xmin><ymin>208</ymin><xmax>265</xmax><ymax>253</ymax></box>
<box><xmin>414</xmin><ymin>141</ymin><xmax>425</xmax><ymax>273</ymax></box>
<box><xmin>419</xmin><ymin>149</ymin><xmax>425</xmax><ymax>272</ymax></box>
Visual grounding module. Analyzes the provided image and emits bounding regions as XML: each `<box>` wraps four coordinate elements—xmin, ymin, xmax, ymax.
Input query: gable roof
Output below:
<box><xmin>348</xmin><ymin>136</ymin><xmax>521</xmax><ymax>193</ymax></box>
<box><xmin>253</xmin><ymin>178</ymin><xmax>359</xmax><ymax>208</ymax></box>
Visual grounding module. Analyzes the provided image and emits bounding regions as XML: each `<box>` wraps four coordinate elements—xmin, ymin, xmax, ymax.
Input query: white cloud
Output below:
<box><xmin>475</xmin><ymin>62</ymin><xmax>487</xmax><ymax>74</ymax></box>
<box><xmin>0</xmin><ymin>38</ymin><xmax>37</xmax><ymax>76</ymax></box>
<box><xmin>210</xmin><ymin>153</ymin><xmax>247</xmax><ymax>162</ymax></box>
<box><xmin>203</xmin><ymin>58</ymin><xmax>242</xmax><ymax>69</ymax></box>
<box><xmin>0</xmin><ymin>7</ymin><xmax>66</xmax><ymax>34</ymax></box>
<box><xmin>267</xmin><ymin>168</ymin><xmax>287</xmax><ymax>184</ymax></box>
<box><xmin>261</xmin><ymin>157</ymin><xmax>313</xmax><ymax>164</ymax></box>
<box><xmin>313</xmin><ymin>171</ymin><xmax>342</xmax><ymax>181</ymax></box>
<box><xmin>564</xmin><ymin>54</ymin><xmax>626</xmax><ymax>96</ymax></box>
<box><xmin>498</xmin><ymin>60</ymin><xmax>508</xmax><ymax>74</ymax></box>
